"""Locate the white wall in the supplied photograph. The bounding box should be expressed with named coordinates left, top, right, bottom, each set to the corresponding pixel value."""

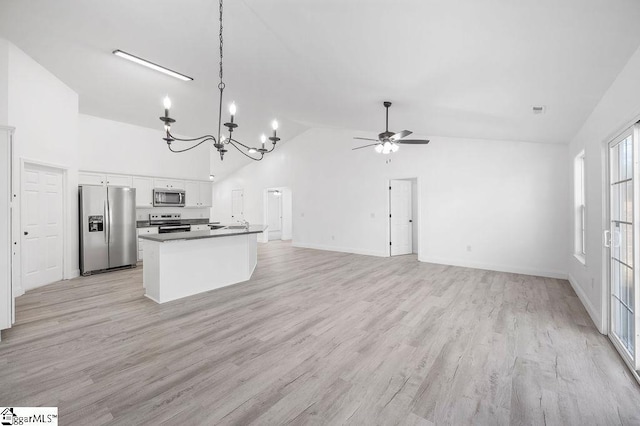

left=0, top=39, right=8, bottom=125
left=78, top=114, right=210, bottom=181
left=6, top=40, right=80, bottom=290
left=214, top=127, right=569, bottom=277
left=568, top=44, right=640, bottom=333
left=79, top=114, right=212, bottom=222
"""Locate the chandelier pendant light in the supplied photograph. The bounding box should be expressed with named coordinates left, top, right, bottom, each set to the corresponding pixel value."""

left=159, top=0, right=280, bottom=161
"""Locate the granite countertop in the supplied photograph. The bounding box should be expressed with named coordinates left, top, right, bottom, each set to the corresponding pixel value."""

left=138, top=225, right=267, bottom=242
left=136, top=219, right=220, bottom=228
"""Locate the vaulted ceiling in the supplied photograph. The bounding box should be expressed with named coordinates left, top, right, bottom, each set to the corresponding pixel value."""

left=1, top=0, right=640, bottom=177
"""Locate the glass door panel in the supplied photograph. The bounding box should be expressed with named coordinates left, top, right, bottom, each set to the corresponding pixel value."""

left=609, top=127, right=640, bottom=369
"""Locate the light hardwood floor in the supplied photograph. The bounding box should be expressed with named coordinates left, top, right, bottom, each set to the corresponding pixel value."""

left=1, top=241, right=640, bottom=425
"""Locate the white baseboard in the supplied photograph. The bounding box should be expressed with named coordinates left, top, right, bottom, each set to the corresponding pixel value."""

left=418, top=255, right=568, bottom=280
left=13, top=284, right=24, bottom=298
left=292, top=242, right=388, bottom=258
left=66, top=269, right=80, bottom=280
left=568, top=274, right=604, bottom=334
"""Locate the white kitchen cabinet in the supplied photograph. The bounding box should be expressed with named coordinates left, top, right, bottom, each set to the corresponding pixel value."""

left=0, top=127, right=13, bottom=334
left=184, top=181, right=212, bottom=208
left=199, top=182, right=213, bottom=207
left=132, top=177, right=154, bottom=208
left=106, top=174, right=132, bottom=187
left=153, top=178, right=185, bottom=190
left=79, top=172, right=132, bottom=187
left=191, top=224, right=210, bottom=231
left=78, top=172, right=106, bottom=186
left=137, top=227, right=159, bottom=261
left=184, top=181, right=200, bottom=208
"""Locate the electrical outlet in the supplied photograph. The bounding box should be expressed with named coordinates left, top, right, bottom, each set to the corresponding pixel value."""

left=466, top=245, right=472, bottom=252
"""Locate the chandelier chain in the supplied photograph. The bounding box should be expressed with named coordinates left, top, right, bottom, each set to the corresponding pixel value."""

left=159, top=0, right=279, bottom=162
left=218, top=0, right=225, bottom=90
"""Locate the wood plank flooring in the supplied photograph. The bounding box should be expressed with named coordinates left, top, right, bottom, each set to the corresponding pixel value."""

left=1, top=241, right=640, bottom=425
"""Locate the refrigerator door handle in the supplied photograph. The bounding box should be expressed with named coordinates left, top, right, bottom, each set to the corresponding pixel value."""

left=104, top=200, right=109, bottom=244
left=108, top=198, right=113, bottom=243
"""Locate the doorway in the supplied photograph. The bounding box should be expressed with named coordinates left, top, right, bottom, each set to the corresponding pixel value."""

left=389, top=178, right=418, bottom=256
left=262, top=187, right=292, bottom=243
left=607, top=124, right=640, bottom=371
left=21, top=163, right=64, bottom=290
left=267, top=190, right=282, bottom=240
left=231, top=189, right=244, bottom=221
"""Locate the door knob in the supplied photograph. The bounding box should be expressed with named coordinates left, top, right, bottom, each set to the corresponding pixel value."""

left=23, top=231, right=28, bottom=235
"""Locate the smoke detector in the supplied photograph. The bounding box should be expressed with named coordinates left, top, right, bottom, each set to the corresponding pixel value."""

left=532, top=105, right=546, bottom=115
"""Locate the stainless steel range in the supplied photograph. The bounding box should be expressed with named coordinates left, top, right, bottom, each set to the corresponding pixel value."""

left=149, top=213, right=191, bottom=234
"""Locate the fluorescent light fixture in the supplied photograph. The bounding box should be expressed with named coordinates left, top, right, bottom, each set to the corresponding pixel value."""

left=112, top=50, right=193, bottom=81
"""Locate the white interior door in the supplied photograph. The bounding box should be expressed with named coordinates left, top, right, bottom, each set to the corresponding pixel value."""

left=267, top=191, right=282, bottom=241
left=231, top=189, right=244, bottom=220
left=21, top=163, right=64, bottom=290
left=390, top=180, right=413, bottom=256
left=608, top=125, right=640, bottom=370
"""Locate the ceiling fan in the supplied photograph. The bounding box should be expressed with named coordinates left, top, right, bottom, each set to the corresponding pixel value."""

left=353, top=101, right=430, bottom=154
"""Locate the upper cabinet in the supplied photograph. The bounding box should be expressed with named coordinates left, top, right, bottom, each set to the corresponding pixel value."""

left=79, top=171, right=210, bottom=209
left=153, top=178, right=185, bottom=190
left=184, top=181, right=200, bottom=208
left=132, top=177, right=154, bottom=208
left=184, top=181, right=212, bottom=208
left=79, top=172, right=132, bottom=187
left=199, top=182, right=213, bottom=207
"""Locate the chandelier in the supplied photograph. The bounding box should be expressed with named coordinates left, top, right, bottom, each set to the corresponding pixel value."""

left=159, top=0, right=280, bottom=161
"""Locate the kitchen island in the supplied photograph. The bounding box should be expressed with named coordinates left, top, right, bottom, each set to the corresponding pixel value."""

left=138, top=225, right=266, bottom=303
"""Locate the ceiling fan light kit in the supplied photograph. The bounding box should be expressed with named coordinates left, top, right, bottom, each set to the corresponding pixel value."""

left=353, top=101, right=430, bottom=154
left=158, top=0, right=281, bottom=161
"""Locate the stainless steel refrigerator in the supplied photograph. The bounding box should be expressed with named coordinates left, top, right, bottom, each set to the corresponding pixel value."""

left=79, top=186, right=137, bottom=275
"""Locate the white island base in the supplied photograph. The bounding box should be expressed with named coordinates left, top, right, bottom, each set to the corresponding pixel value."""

left=142, top=232, right=258, bottom=303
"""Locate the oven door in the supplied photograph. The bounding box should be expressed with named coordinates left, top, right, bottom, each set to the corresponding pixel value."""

left=158, top=224, right=191, bottom=234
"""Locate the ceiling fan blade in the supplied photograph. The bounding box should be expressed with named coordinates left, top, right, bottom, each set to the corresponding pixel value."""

left=396, top=139, right=430, bottom=145
left=353, top=137, right=379, bottom=142
left=352, top=143, right=380, bottom=150
left=390, top=130, right=413, bottom=141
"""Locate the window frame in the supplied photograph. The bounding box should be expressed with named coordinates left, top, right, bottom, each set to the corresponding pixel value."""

left=574, top=150, right=586, bottom=264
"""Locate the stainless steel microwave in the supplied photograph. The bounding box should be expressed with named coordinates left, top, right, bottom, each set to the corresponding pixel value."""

left=153, top=188, right=186, bottom=207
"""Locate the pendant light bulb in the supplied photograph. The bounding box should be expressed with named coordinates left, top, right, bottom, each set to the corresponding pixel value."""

left=248, top=148, right=257, bottom=153
left=261, top=134, right=267, bottom=146
left=375, top=144, right=383, bottom=153
left=391, top=143, right=399, bottom=153
left=382, top=141, right=392, bottom=154
left=163, top=96, right=172, bottom=110
left=271, top=120, right=279, bottom=131
left=209, top=174, right=215, bottom=181
left=229, top=102, right=237, bottom=116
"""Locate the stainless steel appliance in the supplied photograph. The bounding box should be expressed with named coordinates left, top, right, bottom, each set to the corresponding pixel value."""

left=153, top=188, right=185, bottom=207
left=79, top=186, right=137, bottom=275
left=149, top=213, right=191, bottom=233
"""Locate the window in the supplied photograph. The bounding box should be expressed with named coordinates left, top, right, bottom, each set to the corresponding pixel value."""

left=574, top=151, right=586, bottom=263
